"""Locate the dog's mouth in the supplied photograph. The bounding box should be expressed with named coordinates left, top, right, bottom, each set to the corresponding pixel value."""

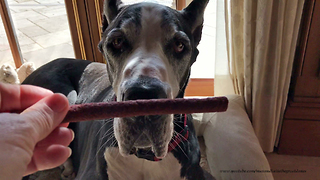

left=129, top=146, right=166, bottom=160
left=129, top=146, right=152, bottom=156
left=114, top=114, right=173, bottom=159
left=128, top=142, right=169, bottom=159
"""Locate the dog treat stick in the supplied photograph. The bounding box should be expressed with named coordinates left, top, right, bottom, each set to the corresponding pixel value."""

left=63, top=97, right=228, bottom=123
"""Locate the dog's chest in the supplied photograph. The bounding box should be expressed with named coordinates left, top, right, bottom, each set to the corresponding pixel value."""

left=104, top=148, right=184, bottom=180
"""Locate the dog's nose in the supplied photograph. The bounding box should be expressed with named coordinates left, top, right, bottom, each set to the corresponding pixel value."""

left=123, top=77, right=168, bottom=101
left=124, top=85, right=167, bottom=101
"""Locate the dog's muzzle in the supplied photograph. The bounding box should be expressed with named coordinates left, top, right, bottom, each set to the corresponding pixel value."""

left=114, top=76, right=173, bottom=159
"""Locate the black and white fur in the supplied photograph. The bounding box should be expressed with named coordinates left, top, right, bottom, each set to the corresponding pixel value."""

left=23, top=0, right=214, bottom=179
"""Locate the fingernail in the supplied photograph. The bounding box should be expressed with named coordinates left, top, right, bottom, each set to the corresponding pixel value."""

left=47, top=93, right=68, bottom=113
left=70, top=129, right=75, bottom=141
left=67, top=147, right=72, bottom=157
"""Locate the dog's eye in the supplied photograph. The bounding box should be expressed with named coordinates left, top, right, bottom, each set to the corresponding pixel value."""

left=174, top=41, right=184, bottom=53
left=112, top=38, right=124, bottom=49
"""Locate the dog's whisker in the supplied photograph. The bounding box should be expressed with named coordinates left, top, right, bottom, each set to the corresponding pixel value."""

left=105, top=133, right=116, bottom=146
left=173, top=131, right=188, bottom=142
left=111, top=139, right=118, bottom=147
left=96, top=121, right=114, bottom=151
left=96, top=119, right=113, bottom=136
left=173, top=122, right=184, bottom=130
left=173, top=131, right=185, bottom=147
left=171, top=132, right=189, bottom=157
left=172, top=124, right=189, bottom=145
left=169, top=142, right=175, bottom=150
left=99, top=125, right=114, bottom=140
left=99, top=137, right=116, bottom=157
left=100, top=131, right=115, bottom=144
left=96, top=140, right=111, bottom=157
left=96, top=133, right=115, bottom=157
left=96, top=121, right=106, bottom=135
left=172, top=131, right=188, bottom=148
left=172, top=138, right=189, bottom=160
left=97, top=124, right=114, bottom=148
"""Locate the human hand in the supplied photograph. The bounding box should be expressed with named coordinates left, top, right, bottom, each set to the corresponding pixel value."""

left=0, top=83, right=73, bottom=180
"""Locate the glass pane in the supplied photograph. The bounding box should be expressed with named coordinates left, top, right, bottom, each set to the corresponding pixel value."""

left=190, top=0, right=216, bottom=79
left=0, top=15, right=15, bottom=68
left=8, top=0, right=74, bottom=68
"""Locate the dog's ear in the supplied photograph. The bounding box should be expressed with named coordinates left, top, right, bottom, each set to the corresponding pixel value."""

left=102, top=0, right=124, bottom=31
left=100, top=0, right=123, bottom=52
left=181, top=0, right=209, bottom=46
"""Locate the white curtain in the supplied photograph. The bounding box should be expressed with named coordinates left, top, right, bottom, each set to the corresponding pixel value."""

left=219, top=0, right=305, bottom=152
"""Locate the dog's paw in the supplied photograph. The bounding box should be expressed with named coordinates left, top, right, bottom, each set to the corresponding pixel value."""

left=61, top=158, right=75, bottom=180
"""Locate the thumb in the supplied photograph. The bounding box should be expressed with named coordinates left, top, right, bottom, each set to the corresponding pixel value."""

left=21, top=93, right=69, bottom=143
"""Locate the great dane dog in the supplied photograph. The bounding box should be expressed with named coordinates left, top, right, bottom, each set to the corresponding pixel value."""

left=23, top=0, right=214, bottom=179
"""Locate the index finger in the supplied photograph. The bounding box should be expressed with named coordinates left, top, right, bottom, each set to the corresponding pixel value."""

left=0, top=83, right=53, bottom=112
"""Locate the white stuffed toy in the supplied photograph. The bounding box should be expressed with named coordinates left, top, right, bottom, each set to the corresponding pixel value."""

left=0, top=62, right=35, bottom=84
left=16, top=62, right=36, bottom=82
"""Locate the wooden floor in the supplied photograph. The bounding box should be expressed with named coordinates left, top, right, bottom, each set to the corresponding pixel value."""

left=185, top=78, right=214, bottom=97
left=266, top=153, right=320, bottom=180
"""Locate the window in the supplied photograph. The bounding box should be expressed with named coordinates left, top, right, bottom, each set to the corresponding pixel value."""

left=0, top=0, right=74, bottom=69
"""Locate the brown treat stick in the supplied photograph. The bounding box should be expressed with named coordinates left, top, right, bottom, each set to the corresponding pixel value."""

left=63, top=96, right=229, bottom=123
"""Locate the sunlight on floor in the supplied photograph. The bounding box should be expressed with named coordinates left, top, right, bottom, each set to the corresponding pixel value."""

left=0, top=0, right=73, bottom=68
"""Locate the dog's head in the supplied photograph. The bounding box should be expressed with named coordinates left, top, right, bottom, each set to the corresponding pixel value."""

left=99, top=0, right=208, bottom=158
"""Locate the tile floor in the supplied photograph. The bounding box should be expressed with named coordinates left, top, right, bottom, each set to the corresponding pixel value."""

left=0, top=0, right=74, bottom=68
